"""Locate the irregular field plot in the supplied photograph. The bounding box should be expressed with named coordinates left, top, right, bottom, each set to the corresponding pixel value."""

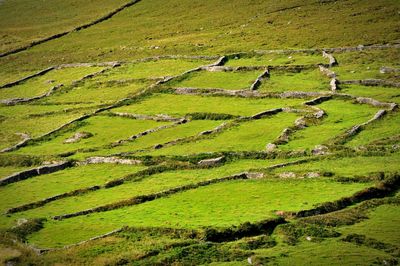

left=146, top=112, right=299, bottom=156
left=258, top=69, right=329, bottom=93
left=279, top=100, right=379, bottom=151
left=270, top=153, right=400, bottom=177
left=0, top=164, right=145, bottom=214
left=0, top=70, right=39, bottom=87
left=41, top=79, right=150, bottom=105
left=0, top=108, right=95, bottom=150
left=113, top=93, right=306, bottom=117
left=28, top=178, right=370, bottom=248
left=225, top=52, right=325, bottom=67
left=166, top=70, right=261, bottom=90
left=258, top=238, right=393, bottom=266
left=93, top=58, right=214, bottom=81
left=340, top=84, right=400, bottom=104
left=339, top=204, right=400, bottom=246
left=346, top=111, right=400, bottom=147
left=0, top=67, right=104, bottom=100
left=9, top=158, right=296, bottom=222
left=0, top=0, right=128, bottom=53
left=332, top=48, right=400, bottom=81
left=82, top=120, right=225, bottom=158
left=14, top=115, right=169, bottom=156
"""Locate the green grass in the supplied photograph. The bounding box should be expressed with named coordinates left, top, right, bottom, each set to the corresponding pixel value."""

left=258, top=69, right=330, bottom=93
left=0, top=164, right=145, bottom=215
left=0, top=107, right=96, bottom=150
left=113, top=93, right=306, bottom=117
left=0, top=166, right=31, bottom=179
left=332, top=48, right=400, bottom=81
left=346, top=111, right=400, bottom=147
left=8, top=159, right=296, bottom=222
left=39, top=79, right=150, bottom=106
left=167, top=70, right=262, bottom=90
left=0, top=67, right=104, bottom=100
left=340, top=84, right=400, bottom=104
left=279, top=100, right=379, bottom=151
left=1, top=0, right=400, bottom=263
left=28, top=178, right=369, bottom=248
left=225, top=52, right=325, bottom=67
left=339, top=204, right=400, bottom=246
left=254, top=238, right=393, bottom=265
left=93, top=58, right=214, bottom=81
left=270, top=153, right=400, bottom=177
left=80, top=120, right=225, bottom=158
left=145, top=112, right=299, bottom=156
left=14, top=115, right=169, bottom=156
left=0, top=0, right=129, bottom=54
left=1, top=0, right=399, bottom=77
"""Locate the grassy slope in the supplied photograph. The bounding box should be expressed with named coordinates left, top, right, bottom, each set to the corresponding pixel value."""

left=0, top=0, right=129, bottom=53
left=0, top=0, right=399, bottom=264
left=1, top=0, right=399, bottom=77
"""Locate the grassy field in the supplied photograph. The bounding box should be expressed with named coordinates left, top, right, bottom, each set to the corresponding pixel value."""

left=225, top=52, right=326, bottom=67
left=13, top=115, right=169, bottom=156
left=258, top=69, right=330, bottom=93
left=279, top=100, right=380, bottom=151
left=0, top=66, right=104, bottom=100
left=166, top=70, right=262, bottom=90
left=0, top=164, right=145, bottom=216
left=332, top=48, right=400, bottom=81
left=0, top=0, right=399, bottom=264
left=28, top=178, right=370, bottom=248
left=146, top=112, right=299, bottom=156
left=113, top=93, right=306, bottom=117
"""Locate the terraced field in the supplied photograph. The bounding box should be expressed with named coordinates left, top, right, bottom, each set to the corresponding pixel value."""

left=0, top=0, right=399, bottom=265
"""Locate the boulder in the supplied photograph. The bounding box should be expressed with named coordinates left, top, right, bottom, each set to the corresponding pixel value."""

left=198, top=156, right=224, bottom=166
left=279, top=172, right=296, bottom=178
left=265, top=143, right=277, bottom=152
left=312, top=145, right=329, bottom=155
left=64, top=132, right=93, bottom=144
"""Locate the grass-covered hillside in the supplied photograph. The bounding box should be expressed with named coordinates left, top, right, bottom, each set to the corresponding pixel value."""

left=0, top=0, right=399, bottom=265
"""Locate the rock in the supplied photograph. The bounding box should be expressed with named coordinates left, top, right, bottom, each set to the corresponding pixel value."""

left=64, top=132, right=93, bottom=144
left=319, top=65, right=336, bottom=78
left=85, top=157, right=141, bottom=165
left=306, top=172, right=320, bottom=178
left=198, top=156, right=224, bottom=166
left=279, top=172, right=296, bottom=178
left=278, top=128, right=292, bottom=143
left=275, top=210, right=286, bottom=216
left=380, top=66, right=399, bottom=74
left=265, top=143, right=277, bottom=152
left=313, top=110, right=325, bottom=119
left=16, top=218, right=28, bottom=226
left=312, top=145, right=329, bottom=155
left=246, top=172, right=264, bottom=179
left=295, top=117, right=307, bottom=128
